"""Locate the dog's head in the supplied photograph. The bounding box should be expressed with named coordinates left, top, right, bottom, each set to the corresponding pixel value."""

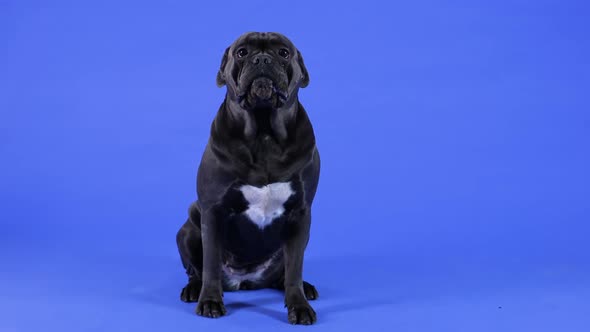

left=216, top=32, right=309, bottom=110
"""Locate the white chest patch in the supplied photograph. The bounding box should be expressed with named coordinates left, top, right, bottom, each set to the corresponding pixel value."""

left=239, top=182, right=293, bottom=229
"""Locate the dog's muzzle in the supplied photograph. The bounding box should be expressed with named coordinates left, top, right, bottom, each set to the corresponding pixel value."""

left=250, top=77, right=274, bottom=100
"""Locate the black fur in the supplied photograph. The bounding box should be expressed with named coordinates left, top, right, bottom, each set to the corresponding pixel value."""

left=176, top=32, right=320, bottom=325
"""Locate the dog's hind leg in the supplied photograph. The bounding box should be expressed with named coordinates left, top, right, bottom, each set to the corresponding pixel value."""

left=176, top=201, right=204, bottom=302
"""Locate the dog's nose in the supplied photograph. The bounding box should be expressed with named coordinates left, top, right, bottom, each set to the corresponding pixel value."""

left=252, top=54, right=272, bottom=65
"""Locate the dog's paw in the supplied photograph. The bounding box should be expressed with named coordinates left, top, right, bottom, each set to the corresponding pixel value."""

left=303, top=281, right=319, bottom=300
left=287, top=303, right=317, bottom=325
left=196, top=300, right=227, bottom=318
left=180, top=279, right=202, bottom=303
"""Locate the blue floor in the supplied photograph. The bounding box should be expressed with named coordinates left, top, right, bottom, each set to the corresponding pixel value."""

left=2, top=246, right=589, bottom=331
left=1, top=0, right=589, bottom=331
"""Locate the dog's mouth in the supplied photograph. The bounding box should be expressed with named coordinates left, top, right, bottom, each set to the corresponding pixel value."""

left=250, top=77, right=274, bottom=100
left=238, top=76, right=288, bottom=108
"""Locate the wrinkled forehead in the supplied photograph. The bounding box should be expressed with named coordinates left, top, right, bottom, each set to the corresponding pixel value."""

left=231, top=32, right=295, bottom=51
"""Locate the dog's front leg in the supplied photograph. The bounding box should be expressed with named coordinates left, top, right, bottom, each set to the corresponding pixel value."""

left=283, top=209, right=316, bottom=325
left=196, top=208, right=226, bottom=318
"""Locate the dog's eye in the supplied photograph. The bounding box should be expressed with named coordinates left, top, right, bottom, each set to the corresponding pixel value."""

left=278, top=48, right=290, bottom=59
left=236, top=48, right=248, bottom=58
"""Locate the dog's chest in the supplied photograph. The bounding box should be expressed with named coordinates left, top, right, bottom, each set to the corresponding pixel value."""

left=238, top=182, right=293, bottom=228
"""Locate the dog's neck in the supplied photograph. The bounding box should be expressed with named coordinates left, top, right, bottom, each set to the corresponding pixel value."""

left=224, top=96, right=299, bottom=142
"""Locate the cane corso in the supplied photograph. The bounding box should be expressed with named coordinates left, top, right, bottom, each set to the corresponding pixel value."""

left=176, top=32, right=320, bottom=325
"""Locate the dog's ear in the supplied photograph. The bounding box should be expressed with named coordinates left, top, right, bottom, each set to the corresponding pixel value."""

left=297, top=50, right=310, bottom=88
left=216, top=47, right=230, bottom=87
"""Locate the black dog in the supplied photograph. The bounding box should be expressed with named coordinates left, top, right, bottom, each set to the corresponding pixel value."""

left=176, top=32, right=320, bottom=325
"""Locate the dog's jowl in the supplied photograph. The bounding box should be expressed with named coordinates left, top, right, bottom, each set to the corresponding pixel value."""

left=176, top=32, right=321, bottom=325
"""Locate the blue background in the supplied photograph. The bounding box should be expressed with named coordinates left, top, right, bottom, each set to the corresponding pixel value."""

left=1, top=0, right=589, bottom=331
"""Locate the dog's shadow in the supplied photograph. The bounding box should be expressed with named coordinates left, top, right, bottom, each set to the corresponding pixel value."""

left=125, top=267, right=287, bottom=319
left=225, top=298, right=285, bottom=322
left=129, top=276, right=394, bottom=325
left=224, top=293, right=394, bottom=324
left=125, top=255, right=400, bottom=323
